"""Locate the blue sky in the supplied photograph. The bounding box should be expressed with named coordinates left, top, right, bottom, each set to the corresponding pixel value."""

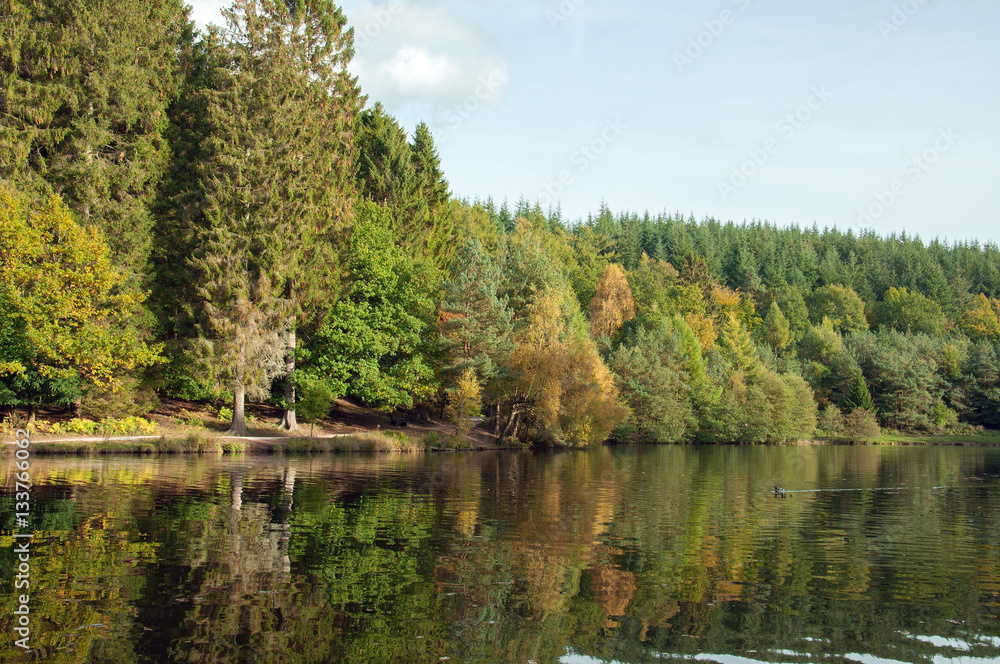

left=189, top=0, right=1000, bottom=243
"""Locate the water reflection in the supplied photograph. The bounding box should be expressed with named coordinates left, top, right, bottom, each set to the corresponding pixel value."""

left=2, top=446, right=999, bottom=663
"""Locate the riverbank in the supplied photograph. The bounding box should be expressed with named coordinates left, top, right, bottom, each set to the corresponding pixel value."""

left=4, top=397, right=1000, bottom=455
left=0, top=396, right=505, bottom=455
left=7, top=430, right=1000, bottom=456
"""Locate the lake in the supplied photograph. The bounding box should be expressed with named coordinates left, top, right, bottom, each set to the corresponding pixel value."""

left=2, top=445, right=999, bottom=663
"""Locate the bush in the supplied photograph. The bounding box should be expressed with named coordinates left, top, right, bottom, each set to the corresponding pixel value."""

left=81, top=377, right=159, bottom=419
left=840, top=409, right=882, bottom=443
left=48, top=417, right=158, bottom=437
left=818, top=405, right=844, bottom=438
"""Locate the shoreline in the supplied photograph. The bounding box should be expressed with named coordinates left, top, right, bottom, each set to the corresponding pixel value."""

left=3, top=432, right=1000, bottom=456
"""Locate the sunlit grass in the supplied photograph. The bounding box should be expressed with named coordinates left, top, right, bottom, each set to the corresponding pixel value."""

left=880, top=429, right=1000, bottom=445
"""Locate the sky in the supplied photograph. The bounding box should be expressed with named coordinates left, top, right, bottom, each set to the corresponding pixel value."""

left=188, top=0, right=1000, bottom=243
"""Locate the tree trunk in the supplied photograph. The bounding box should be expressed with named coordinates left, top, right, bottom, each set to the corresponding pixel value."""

left=493, top=402, right=502, bottom=436
left=73, top=398, right=82, bottom=418
left=226, top=381, right=249, bottom=436
left=279, top=324, right=297, bottom=429
left=499, top=404, right=521, bottom=442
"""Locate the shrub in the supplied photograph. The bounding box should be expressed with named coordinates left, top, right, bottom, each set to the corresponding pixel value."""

left=818, top=405, right=844, bottom=439
left=839, top=409, right=882, bottom=443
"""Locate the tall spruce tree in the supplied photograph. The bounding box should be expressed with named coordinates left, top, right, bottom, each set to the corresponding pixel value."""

left=0, top=0, right=191, bottom=286
left=192, top=0, right=358, bottom=434
left=409, top=121, right=453, bottom=267
left=842, top=370, right=875, bottom=413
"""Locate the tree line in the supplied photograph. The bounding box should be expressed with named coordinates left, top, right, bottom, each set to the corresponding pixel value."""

left=2, top=0, right=999, bottom=443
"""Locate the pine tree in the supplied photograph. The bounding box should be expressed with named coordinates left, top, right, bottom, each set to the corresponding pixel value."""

left=0, top=0, right=191, bottom=286
left=437, top=238, right=514, bottom=385
left=192, top=0, right=358, bottom=434
left=842, top=370, right=875, bottom=413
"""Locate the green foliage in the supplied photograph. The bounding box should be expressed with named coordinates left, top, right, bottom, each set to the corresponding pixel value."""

left=6, top=0, right=1000, bottom=443
left=296, top=380, right=334, bottom=424
left=842, top=371, right=876, bottom=413
left=847, top=330, right=945, bottom=431
left=295, top=378, right=334, bottom=438
left=612, top=322, right=696, bottom=443
left=0, top=187, right=162, bottom=403
left=355, top=106, right=452, bottom=268
left=0, top=0, right=190, bottom=284
left=840, top=408, right=883, bottom=443
left=807, top=285, right=869, bottom=334
left=438, top=238, right=514, bottom=385
left=307, top=203, right=436, bottom=411
left=818, top=404, right=844, bottom=437
left=871, top=286, right=947, bottom=336
left=762, top=301, right=791, bottom=352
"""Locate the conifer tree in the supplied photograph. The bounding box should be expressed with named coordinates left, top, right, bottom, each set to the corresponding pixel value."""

left=437, top=238, right=514, bottom=385
left=842, top=370, right=875, bottom=413
left=409, top=121, right=454, bottom=267
left=0, top=0, right=191, bottom=286
left=718, top=312, right=761, bottom=381
left=192, top=0, right=358, bottom=434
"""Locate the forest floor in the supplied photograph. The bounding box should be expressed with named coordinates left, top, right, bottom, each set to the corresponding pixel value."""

left=1, top=397, right=505, bottom=453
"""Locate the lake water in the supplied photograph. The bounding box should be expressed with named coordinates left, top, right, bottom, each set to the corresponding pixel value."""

left=2, top=445, right=1000, bottom=663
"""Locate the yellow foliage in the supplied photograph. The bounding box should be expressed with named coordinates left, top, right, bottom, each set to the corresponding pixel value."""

left=0, top=185, right=162, bottom=389
left=958, top=293, right=1000, bottom=343
left=445, top=367, right=482, bottom=435
left=513, top=286, right=627, bottom=446
left=588, top=263, right=636, bottom=339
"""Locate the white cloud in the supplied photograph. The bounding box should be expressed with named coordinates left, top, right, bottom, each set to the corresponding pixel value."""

left=349, top=1, right=510, bottom=109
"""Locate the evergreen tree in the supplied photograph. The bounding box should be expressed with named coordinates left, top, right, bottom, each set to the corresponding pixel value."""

left=191, top=0, right=358, bottom=434
left=438, top=238, right=514, bottom=385
left=0, top=0, right=191, bottom=286
left=842, top=370, right=876, bottom=413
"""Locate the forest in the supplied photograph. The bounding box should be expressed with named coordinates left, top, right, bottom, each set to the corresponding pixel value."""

left=2, top=0, right=1000, bottom=446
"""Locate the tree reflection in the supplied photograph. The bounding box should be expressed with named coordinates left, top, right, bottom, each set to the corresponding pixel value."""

left=1, top=448, right=998, bottom=663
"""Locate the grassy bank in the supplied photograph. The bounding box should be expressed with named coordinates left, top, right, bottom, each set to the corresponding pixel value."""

left=0, top=430, right=489, bottom=456
left=877, top=429, right=1000, bottom=446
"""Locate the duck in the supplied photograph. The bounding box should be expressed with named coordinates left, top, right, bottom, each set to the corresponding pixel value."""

left=774, top=485, right=787, bottom=498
